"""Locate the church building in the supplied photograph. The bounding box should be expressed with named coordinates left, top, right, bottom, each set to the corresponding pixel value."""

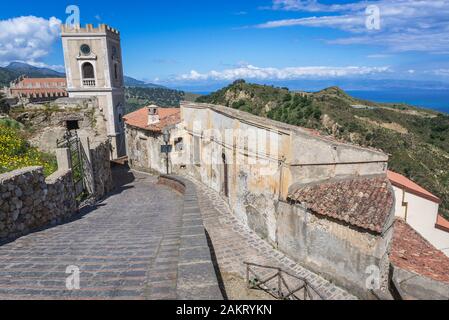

left=61, top=24, right=126, bottom=159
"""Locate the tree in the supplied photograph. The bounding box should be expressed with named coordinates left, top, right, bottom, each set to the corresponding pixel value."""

left=0, top=92, right=10, bottom=114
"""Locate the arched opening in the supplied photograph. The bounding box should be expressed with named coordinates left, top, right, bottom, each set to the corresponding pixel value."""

left=82, top=62, right=95, bottom=79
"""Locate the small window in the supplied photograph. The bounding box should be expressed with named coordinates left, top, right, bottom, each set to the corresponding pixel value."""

left=114, top=64, right=118, bottom=80
left=80, top=44, right=91, bottom=56
left=66, top=120, right=79, bottom=131
left=175, top=137, right=184, bottom=152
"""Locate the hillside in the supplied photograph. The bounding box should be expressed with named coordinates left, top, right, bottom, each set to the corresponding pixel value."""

left=124, top=87, right=186, bottom=114
left=197, top=80, right=449, bottom=218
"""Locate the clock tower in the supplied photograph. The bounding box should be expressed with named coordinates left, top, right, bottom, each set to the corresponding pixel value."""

left=61, top=24, right=126, bottom=159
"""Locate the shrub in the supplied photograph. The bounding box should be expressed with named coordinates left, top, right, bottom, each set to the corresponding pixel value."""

left=0, top=125, right=57, bottom=176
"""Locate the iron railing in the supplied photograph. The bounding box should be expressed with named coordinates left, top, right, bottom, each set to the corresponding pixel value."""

left=245, top=262, right=326, bottom=300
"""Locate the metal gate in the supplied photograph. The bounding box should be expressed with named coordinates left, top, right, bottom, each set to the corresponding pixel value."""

left=57, top=131, right=89, bottom=204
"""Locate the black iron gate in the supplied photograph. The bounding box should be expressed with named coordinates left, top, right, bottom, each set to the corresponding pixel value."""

left=57, top=131, right=89, bottom=204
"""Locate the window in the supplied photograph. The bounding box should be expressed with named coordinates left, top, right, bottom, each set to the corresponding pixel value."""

left=114, top=64, right=118, bottom=80
left=82, top=62, right=95, bottom=79
left=80, top=44, right=91, bottom=56
left=175, top=137, right=184, bottom=152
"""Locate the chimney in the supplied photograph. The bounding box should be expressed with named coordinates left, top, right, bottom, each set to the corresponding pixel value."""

left=147, top=105, right=160, bottom=125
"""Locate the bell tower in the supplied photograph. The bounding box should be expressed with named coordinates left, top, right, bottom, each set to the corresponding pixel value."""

left=61, top=24, right=126, bottom=159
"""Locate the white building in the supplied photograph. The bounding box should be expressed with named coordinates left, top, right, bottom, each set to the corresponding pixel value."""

left=61, top=24, right=126, bottom=159
left=389, top=170, right=449, bottom=256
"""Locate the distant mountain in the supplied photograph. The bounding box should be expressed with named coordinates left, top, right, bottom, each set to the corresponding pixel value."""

left=124, top=76, right=166, bottom=89
left=169, top=78, right=449, bottom=94
left=5, top=62, right=65, bottom=78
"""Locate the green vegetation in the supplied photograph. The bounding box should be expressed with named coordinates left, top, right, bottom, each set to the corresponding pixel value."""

left=125, top=87, right=185, bottom=114
left=0, top=124, right=57, bottom=176
left=197, top=80, right=449, bottom=218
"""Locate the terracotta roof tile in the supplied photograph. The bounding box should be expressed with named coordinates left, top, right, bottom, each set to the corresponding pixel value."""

left=435, top=215, right=449, bottom=233
left=387, top=170, right=440, bottom=204
left=391, top=219, right=449, bottom=284
left=124, top=107, right=180, bottom=133
left=287, top=176, right=394, bottom=234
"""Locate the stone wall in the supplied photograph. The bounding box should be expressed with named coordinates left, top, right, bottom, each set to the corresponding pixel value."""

left=392, top=266, right=449, bottom=300
left=89, top=140, right=114, bottom=199
left=11, top=97, right=109, bottom=154
left=0, top=167, right=76, bottom=243
left=276, top=201, right=394, bottom=299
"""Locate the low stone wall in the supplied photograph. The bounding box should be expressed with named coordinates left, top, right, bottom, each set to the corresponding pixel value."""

left=157, top=175, right=223, bottom=300
left=158, top=175, right=186, bottom=195
left=0, top=167, right=77, bottom=243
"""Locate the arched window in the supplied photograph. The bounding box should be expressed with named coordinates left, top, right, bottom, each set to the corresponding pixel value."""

left=82, top=62, right=95, bottom=79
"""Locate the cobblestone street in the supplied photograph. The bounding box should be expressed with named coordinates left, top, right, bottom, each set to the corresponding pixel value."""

left=0, top=169, right=221, bottom=300
left=0, top=167, right=355, bottom=300
left=188, top=177, right=357, bottom=300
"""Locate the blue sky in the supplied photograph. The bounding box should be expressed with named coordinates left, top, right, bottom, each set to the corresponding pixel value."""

left=1, top=0, right=449, bottom=88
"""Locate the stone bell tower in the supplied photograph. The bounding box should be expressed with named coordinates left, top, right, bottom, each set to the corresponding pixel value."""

left=61, top=24, right=126, bottom=159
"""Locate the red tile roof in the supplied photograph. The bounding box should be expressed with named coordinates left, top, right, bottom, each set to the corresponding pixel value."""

left=435, top=215, right=449, bottom=233
left=287, top=176, right=394, bottom=234
left=387, top=170, right=441, bottom=204
left=124, top=107, right=181, bottom=133
left=390, top=219, right=449, bottom=284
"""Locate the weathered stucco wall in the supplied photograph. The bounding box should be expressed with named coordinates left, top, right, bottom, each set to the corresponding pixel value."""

left=180, top=102, right=390, bottom=245
left=0, top=167, right=77, bottom=243
left=392, top=266, right=449, bottom=300
left=276, top=201, right=394, bottom=299
left=125, top=125, right=184, bottom=175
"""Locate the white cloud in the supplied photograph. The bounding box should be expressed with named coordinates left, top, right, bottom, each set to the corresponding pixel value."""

left=0, top=16, right=62, bottom=66
left=258, top=0, right=449, bottom=53
left=433, top=69, right=449, bottom=76
left=175, top=64, right=390, bottom=82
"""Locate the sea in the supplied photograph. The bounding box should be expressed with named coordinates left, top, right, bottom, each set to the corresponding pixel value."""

left=192, top=88, right=449, bottom=114
left=347, top=89, right=449, bottom=114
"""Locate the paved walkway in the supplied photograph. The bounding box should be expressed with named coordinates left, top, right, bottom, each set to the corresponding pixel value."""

left=0, top=169, right=220, bottom=300
left=0, top=167, right=355, bottom=300
left=188, top=177, right=357, bottom=300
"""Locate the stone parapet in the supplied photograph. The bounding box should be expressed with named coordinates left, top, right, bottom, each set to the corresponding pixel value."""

left=157, top=175, right=223, bottom=300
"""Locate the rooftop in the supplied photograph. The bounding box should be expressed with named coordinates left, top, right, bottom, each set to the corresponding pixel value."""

left=287, top=176, right=394, bottom=234
left=435, top=215, right=449, bottom=233
left=387, top=170, right=441, bottom=204
left=391, top=219, right=449, bottom=284
left=124, top=107, right=181, bottom=133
